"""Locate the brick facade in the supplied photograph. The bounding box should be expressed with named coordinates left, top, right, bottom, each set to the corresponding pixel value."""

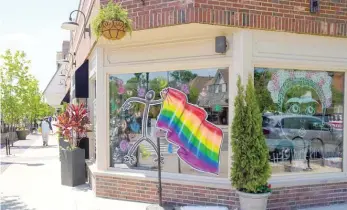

left=95, top=175, right=347, bottom=209
left=100, top=0, right=347, bottom=37
left=90, top=1, right=347, bottom=209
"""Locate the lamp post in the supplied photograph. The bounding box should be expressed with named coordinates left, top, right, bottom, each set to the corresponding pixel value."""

left=61, top=10, right=90, bottom=38
left=57, top=52, right=76, bottom=68
left=59, top=78, right=68, bottom=87
left=59, top=68, right=70, bottom=77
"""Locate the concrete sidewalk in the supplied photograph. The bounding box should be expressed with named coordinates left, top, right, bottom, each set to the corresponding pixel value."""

left=1, top=134, right=346, bottom=210
left=0, top=134, right=151, bottom=210
left=0, top=134, right=41, bottom=174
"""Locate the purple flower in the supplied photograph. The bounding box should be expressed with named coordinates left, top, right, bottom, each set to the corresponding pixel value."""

left=181, top=84, right=190, bottom=94
left=116, top=79, right=123, bottom=86
left=138, top=87, right=145, bottom=97
left=120, top=140, right=130, bottom=152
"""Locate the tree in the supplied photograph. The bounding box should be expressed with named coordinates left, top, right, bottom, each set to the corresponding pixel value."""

left=254, top=71, right=276, bottom=113
left=148, top=77, right=168, bottom=117
left=231, top=75, right=271, bottom=193
left=170, top=70, right=197, bottom=83
left=149, top=77, right=168, bottom=99
left=188, top=86, right=199, bottom=104
left=0, top=49, right=53, bottom=133
left=21, top=75, right=42, bottom=127
left=0, top=50, right=31, bottom=130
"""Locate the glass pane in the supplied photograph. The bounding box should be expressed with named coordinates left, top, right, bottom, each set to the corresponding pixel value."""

left=255, top=68, right=344, bottom=175
left=109, top=68, right=229, bottom=178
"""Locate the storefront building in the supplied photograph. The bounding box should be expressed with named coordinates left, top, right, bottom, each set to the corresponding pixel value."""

left=65, top=0, right=347, bottom=209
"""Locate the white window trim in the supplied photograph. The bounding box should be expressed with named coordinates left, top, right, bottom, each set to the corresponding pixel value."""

left=93, top=30, right=347, bottom=188
left=250, top=30, right=347, bottom=187
left=105, top=66, right=232, bottom=185
left=255, top=65, right=347, bottom=187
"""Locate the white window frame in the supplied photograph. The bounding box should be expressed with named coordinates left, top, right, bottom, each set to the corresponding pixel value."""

left=250, top=30, right=347, bottom=187
left=93, top=30, right=347, bottom=189
left=105, top=67, right=232, bottom=186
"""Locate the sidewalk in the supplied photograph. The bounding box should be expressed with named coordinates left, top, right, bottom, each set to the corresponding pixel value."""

left=1, top=134, right=346, bottom=210
left=1, top=134, right=40, bottom=174
left=0, top=134, right=150, bottom=210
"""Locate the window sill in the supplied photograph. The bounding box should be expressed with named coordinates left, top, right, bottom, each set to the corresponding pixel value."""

left=86, top=162, right=231, bottom=189
left=86, top=162, right=347, bottom=189
left=270, top=172, right=347, bottom=188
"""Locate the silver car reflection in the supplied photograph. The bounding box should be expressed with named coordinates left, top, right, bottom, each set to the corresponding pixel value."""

left=263, top=114, right=343, bottom=160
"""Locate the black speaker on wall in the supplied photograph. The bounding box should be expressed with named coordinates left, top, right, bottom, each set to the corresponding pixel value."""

left=310, top=0, right=319, bottom=13
left=215, top=36, right=227, bottom=54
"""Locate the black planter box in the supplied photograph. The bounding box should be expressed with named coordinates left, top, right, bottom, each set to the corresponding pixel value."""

left=78, top=137, right=89, bottom=159
left=16, top=130, right=28, bottom=140
left=60, top=147, right=86, bottom=187
left=59, top=138, right=70, bottom=161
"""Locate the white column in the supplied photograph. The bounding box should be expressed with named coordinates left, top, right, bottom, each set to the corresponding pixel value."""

left=343, top=73, right=347, bottom=175
left=228, top=29, right=253, bottom=178
left=88, top=74, right=96, bottom=161
left=95, top=47, right=108, bottom=170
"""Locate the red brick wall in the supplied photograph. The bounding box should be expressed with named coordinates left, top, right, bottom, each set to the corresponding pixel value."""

left=95, top=175, right=347, bottom=209
left=100, top=0, right=347, bottom=37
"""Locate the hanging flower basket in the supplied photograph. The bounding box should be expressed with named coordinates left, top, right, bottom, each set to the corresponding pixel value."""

left=101, top=20, right=126, bottom=40
left=92, top=1, right=132, bottom=41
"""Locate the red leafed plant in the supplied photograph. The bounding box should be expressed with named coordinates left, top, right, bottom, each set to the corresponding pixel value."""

left=54, top=103, right=91, bottom=149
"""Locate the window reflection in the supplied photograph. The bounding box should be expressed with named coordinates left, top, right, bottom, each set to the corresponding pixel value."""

left=109, top=68, right=229, bottom=178
left=255, top=68, right=344, bottom=174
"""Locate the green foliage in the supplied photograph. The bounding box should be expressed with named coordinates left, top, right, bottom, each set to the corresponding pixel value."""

left=231, top=75, right=271, bottom=193
left=188, top=87, right=199, bottom=104
left=0, top=50, right=30, bottom=126
left=91, top=1, right=132, bottom=37
left=0, top=50, right=53, bottom=129
left=149, top=77, right=168, bottom=99
left=55, top=103, right=91, bottom=149
left=254, top=71, right=276, bottom=113
left=170, top=70, right=197, bottom=83
left=255, top=69, right=344, bottom=114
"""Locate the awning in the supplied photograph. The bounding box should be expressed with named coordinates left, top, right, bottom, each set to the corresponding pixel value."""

left=43, top=64, right=70, bottom=108
left=61, top=89, right=70, bottom=105
left=72, top=60, right=89, bottom=99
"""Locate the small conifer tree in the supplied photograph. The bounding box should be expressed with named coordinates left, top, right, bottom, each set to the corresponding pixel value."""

left=231, top=75, right=271, bottom=193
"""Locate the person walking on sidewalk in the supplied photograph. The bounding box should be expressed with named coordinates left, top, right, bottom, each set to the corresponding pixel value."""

left=47, top=116, right=53, bottom=134
left=41, top=118, right=51, bottom=146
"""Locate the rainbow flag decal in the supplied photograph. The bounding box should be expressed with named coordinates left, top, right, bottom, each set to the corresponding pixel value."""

left=157, top=88, right=223, bottom=174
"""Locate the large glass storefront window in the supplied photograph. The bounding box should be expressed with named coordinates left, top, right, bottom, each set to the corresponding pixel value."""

left=109, top=68, right=229, bottom=178
left=255, top=68, right=344, bottom=175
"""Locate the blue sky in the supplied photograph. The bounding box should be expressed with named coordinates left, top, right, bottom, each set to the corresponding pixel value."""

left=0, top=0, right=79, bottom=91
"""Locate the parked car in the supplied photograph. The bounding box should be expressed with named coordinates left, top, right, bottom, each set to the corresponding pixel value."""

left=314, top=113, right=343, bottom=130
left=262, top=114, right=343, bottom=161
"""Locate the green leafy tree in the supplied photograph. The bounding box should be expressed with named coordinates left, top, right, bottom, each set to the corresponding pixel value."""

left=170, top=70, right=197, bottom=83
left=1, top=50, right=53, bottom=133
left=231, top=75, right=271, bottom=193
left=0, top=50, right=31, bottom=130
left=254, top=71, right=276, bottom=113
left=188, top=86, right=199, bottom=104
left=149, top=77, right=168, bottom=117
left=149, top=77, right=168, bottom=99
left=22, top=76, right=42, bottom=126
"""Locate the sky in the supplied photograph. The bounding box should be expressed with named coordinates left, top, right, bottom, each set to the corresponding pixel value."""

left=0, top=0, right=79, bottom=91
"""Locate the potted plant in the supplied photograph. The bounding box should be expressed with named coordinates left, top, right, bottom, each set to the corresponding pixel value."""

left=91, top=1, right=132, bottom=40
left=231, top=76, right=272, bottom=210
left=16, top=126, right=29, bottom=140
left=54, top=103, right=91, bottom=187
